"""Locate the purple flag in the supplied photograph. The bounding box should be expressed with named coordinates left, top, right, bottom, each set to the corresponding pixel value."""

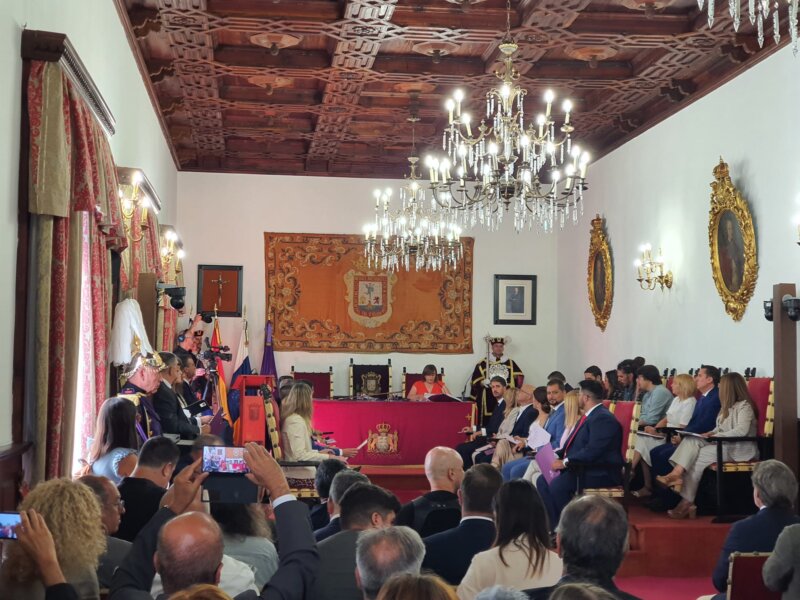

left=260, top=320, right=278, bottom=381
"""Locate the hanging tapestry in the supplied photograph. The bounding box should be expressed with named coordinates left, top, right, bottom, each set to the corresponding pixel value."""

left=264, top=233, right=473, bottom=353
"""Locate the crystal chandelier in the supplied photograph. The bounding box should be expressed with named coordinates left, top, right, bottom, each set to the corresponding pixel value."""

left=363, top=119, right=464, bottom=272
left=697, top=0, right=798, bottom=54
left=424, top=0, right=590, bottom=234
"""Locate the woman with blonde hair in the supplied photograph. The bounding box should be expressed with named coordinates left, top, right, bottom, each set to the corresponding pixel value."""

left=657, top=372, right=758, bottom=519
left=0, top=478, right=107, bottom=599
left=521, top=390, right=582, bottom=484
left=472, top=387, right=521, bottom=466
left=168, top=584, right=234, bottom=600
left=281, top=381, right=346, bottom=487
left=377, top=573, right=458, bottom=600
left=631, top=373, right=697, bottom=499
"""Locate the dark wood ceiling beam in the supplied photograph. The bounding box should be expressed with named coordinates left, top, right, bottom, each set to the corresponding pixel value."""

left=227, top=138, right=307, bottom=153
left=372, top=55, right=485, bottom=77
left=390, top=5, right=515, bottom=29
left=215, top=46, right=330, bottom=69
left=569, top=12, right=693, bottom=36
left=206, top=0, right=341, bottom=20
left=221, top=86, right=322, bottom=104
left=525, top=60, right=634, bottom=80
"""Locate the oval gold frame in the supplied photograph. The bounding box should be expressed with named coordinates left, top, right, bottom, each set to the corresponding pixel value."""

left=708, top=158, right=758, bottom=322
left=587, top=214, right=613, bottom=331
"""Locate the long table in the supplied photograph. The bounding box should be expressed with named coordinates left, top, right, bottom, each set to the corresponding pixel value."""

left=312, top=400, right=476, bottom=465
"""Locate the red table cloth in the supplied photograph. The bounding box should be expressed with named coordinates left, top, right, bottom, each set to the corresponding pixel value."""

left=312, top=400, right=476, bottom=465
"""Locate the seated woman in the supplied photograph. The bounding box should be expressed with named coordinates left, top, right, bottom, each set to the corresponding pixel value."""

left=631, top=373, right=696, bottom=498
left=407, top=364, right=450, bottom=401
left=656, top=372, right=757, bottom=519
left=84, top=397, right=140, bottom=484
left=519, top=390, right=581, bottom=484
left=281, top=381, right=346, bottom=488
left=457, top=480, right=562, bottom=599
left=473, top=387, right=520, bottom=465
left=493, top=386, right=547, bottom=471
left=210, top=503, right=278, bottom=590
left=0, top=479, right=107, bottom=599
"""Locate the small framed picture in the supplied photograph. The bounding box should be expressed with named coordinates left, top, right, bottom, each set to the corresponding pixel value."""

left=494, top=275, right=537, bottom=325
left=197, top=265, right=243, bottom=317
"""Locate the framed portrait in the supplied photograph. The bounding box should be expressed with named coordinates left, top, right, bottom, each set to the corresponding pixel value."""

left=494, top=275, right=537, bottom=325
left=197, top=265, right=243, bottom=317
left=587, top=215, right=613, bottom=331
left=708, top=159, right=758, bottom=321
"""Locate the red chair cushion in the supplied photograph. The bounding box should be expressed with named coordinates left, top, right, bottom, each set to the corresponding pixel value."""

left=728, top=554, right=780, bottom=600
left=612, top=401, right=635, bottom=457
left=404, top=373, right=425, bottom=395
left=746, top=377, right=771, bottom=436
left=293, top=372, right=332, bottom=399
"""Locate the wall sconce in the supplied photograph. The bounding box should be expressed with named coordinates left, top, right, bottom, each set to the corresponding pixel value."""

left=117, top=167, right=162, bottom=244
left=160, top=226, right=185, bottom=275
left=634, top=243, right=673, bottom=291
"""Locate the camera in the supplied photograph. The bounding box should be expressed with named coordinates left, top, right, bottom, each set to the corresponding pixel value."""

left=157, top=283, right=186, bottom=310
left=200, top=337, right=232, bottom=362
left=783, top=295, right=800, bottom=322
left=763, top=300, right=773, bottom=322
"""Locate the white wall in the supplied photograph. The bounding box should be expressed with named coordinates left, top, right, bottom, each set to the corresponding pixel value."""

left=177, top=172, right=560, bottom=396
left=555, top=45, right=800, bottom=386
left=0, top=0, right=177, bottom=446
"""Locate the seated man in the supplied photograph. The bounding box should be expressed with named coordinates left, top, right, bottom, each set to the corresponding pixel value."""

left=315, top=469, right=370, bottom=542
left=583, top=366, right=603, bottom=382
left=422, top=464, right=502, bottom=585
left=110, top=442, right=318, bottom=600
left=314, top=483, right=401, bottom=600
left=536, top=379, right=623, bottom=526
left=636, top=364, right=672, bottom=428
left=457, top=376, right=508, bottom=469
left=310, top=459, right=349, bottom=531
left=525, top=496, right=640, bottom=600
left=395, top=447, right=463, bottom=538
left=548, top=371, right=573, bottom=393
left=355, top=527, right=425, bottom=600
left=474, top=384, right=538, bottom=466
left=153, top=352, right=211, bottom=439
left=502, top=385, right=557, bottom=481
left=77, top=475, right=131, bottom=588
left=708, top=460, right=800, bottom=598
left=115, top=436, right=179, bottom=542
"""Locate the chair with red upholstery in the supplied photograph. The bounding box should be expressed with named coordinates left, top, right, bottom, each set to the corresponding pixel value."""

left=402, top=366, right=445, bottom=398
left=726, top=552, right=780, bottom=600
left=290, top=366, right=333, bottom=399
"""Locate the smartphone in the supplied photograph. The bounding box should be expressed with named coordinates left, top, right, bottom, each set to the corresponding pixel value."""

left=202, top=446, right=249, bottom=474
left=0, top=512, right=21, bottom=540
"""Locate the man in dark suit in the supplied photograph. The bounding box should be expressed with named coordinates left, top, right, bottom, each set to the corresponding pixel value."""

left=314, top=483, right=401, bottom=600
left=709, top=460, right=800, bottom=598
left=395, top=447, right=463, bottom=537
left=456, top=376, right=507, bottom=468
left=153, top=352, right=211, bottom=439
left=310, top=458, right=349, bottom=531
left=315, top=469, right=369, bottom=542
left=110, top=442, right=318, bottom=600
left=422, top=464, right=502, bottom=585
left=474, top=383, right=538, bottom=465
left=536, top=379, right=623, bottom=526
left=526, top=496, right=641, bottom=600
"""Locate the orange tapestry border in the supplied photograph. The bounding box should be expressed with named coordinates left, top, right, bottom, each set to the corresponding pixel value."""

left=264, top=233, right=473, bottom=354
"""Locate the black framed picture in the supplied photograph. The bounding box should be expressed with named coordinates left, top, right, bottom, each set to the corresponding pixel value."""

left=197, top=265, right=243, bottom=317
left=494, top=275, right=537, bottom=325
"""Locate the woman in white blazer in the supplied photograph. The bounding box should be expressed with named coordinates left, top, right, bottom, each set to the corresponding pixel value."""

left=657, top=372, right=758, bottom=519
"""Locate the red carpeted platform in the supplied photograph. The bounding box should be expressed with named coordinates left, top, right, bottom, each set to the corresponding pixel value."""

left=616, top=576, right=717, bottom=600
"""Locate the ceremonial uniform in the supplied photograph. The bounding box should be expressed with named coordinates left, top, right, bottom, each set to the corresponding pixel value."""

left=119, top=382, right=162, bottom=441
left=470, top=355, right=524, bottom=427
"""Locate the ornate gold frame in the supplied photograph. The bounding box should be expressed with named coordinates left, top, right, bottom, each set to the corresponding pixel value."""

left=587, top=215, right=613, bottom=331
left=708, top=158, right=758, bottom=321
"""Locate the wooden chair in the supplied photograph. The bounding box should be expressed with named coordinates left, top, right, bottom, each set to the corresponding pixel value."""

left=705, top=377, right=774, bottom=520
left=290, top=366, right=333, bottom=399
left=349, top=358, right=392, bottom=397
left=402, top=366, right=445, bottom=397
left=726, top=552, right=780, bottom=600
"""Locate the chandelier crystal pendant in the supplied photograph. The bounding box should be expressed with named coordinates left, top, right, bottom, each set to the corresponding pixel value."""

left=363, top=119, right=464, bottom=272
left=424, top=1, right=590, bottom=234
left=698, top=0, right=799, bottom=54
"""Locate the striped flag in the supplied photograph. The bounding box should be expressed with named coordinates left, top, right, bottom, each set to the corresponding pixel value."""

left=211, top=318, right=233, bottom=427
left=230, top=317, right=252, bottom=389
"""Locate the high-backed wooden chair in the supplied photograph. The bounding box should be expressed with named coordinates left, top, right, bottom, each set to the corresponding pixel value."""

left=726, top=552, right=780, bottom=600
left=402, top=366, right=445, bottom=397
left=290, top=366, right=333, bottom=399
left=349, top=358, right=392, bottom=397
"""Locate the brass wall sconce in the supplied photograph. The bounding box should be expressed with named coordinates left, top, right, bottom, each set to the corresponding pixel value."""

left=634, top=243, right=673, bottom=290
left=160, top=226, right=185, bottom=275
left=117, top=167, right=161, bottom=243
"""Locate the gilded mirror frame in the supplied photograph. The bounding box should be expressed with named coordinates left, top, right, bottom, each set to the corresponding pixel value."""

left=708, top=158, right=758, bottom=322
left=587, top=215, right=613, bottom=331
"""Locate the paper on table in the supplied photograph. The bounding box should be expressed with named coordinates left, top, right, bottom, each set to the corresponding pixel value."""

left=635, top=431, right=665, bottom=440
left=675, top=430, right=706, bottom=438
left=526, top=423, right=552, bottom=450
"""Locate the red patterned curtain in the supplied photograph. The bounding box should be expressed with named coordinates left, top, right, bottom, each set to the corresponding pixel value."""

left=119, top=202, right=163, bottom=296
left=26, top=60, right=125, bottom=481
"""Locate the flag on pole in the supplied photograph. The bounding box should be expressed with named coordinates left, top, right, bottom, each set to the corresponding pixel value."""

left=230, top=316, right=252, bottom=389
left=211, top=318, right=233, bottom=427
left=260, top=319, right=278, bottom=382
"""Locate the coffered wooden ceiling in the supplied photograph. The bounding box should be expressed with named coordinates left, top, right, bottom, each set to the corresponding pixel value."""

left=116, top=0, right=787, bottom=178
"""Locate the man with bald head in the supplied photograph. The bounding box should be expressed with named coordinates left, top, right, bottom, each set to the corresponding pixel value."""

left=394, top=446, right=464, bottom=537
left=156, top=512, right=225, bottom=593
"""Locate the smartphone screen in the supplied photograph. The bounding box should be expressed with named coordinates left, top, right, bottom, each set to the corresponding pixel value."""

left=0, top=512, right=21, bottom=540
left=202, top=446, right=249, bottom=474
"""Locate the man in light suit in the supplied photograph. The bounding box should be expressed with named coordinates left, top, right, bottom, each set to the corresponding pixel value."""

left=110, top=443, right=318, bottom=600
left=313, top=483, right=401, bottom=600
left=536, top=379, right=623, bottom=526
left=707, top=460, right=800, bottom=599
left=315, top=469, right=369, bottom=542
left=422, top=464, right=502, bottom=585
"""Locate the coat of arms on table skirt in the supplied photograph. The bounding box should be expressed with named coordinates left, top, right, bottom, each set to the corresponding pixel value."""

left=367, top=422, right=399, bottom=454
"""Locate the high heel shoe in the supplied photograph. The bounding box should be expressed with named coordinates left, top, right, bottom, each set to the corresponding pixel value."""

left=667, top=502, right=697, bottom=520
left=656, top=473, right=684, bottom=490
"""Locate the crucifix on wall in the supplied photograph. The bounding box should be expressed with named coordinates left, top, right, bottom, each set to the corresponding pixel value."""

left=197, top=265, right=243, bottom=317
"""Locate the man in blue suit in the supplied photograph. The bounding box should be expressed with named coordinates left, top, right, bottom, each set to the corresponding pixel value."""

left=422, top=464, right=502, bottom=585
left=536, top=379, right=623, bottom=526
left=709, top=460, right=800, bottom=598
left=649, top=365, right=721, bottom=510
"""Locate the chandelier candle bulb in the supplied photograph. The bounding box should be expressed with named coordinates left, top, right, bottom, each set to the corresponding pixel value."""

left=446, top=98, right=455, bottom=124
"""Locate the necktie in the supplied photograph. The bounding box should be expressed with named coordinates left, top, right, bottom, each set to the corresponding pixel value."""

left=563, top=414, right=588, bottom=454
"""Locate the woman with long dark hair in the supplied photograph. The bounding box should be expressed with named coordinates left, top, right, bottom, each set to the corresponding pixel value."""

left=85, top=397, right=139, bottom=484
left=457, top=480, right=562, bottom=599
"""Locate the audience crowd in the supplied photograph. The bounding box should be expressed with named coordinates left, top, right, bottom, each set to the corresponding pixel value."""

left=2, top=358, right=799, bottom=600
